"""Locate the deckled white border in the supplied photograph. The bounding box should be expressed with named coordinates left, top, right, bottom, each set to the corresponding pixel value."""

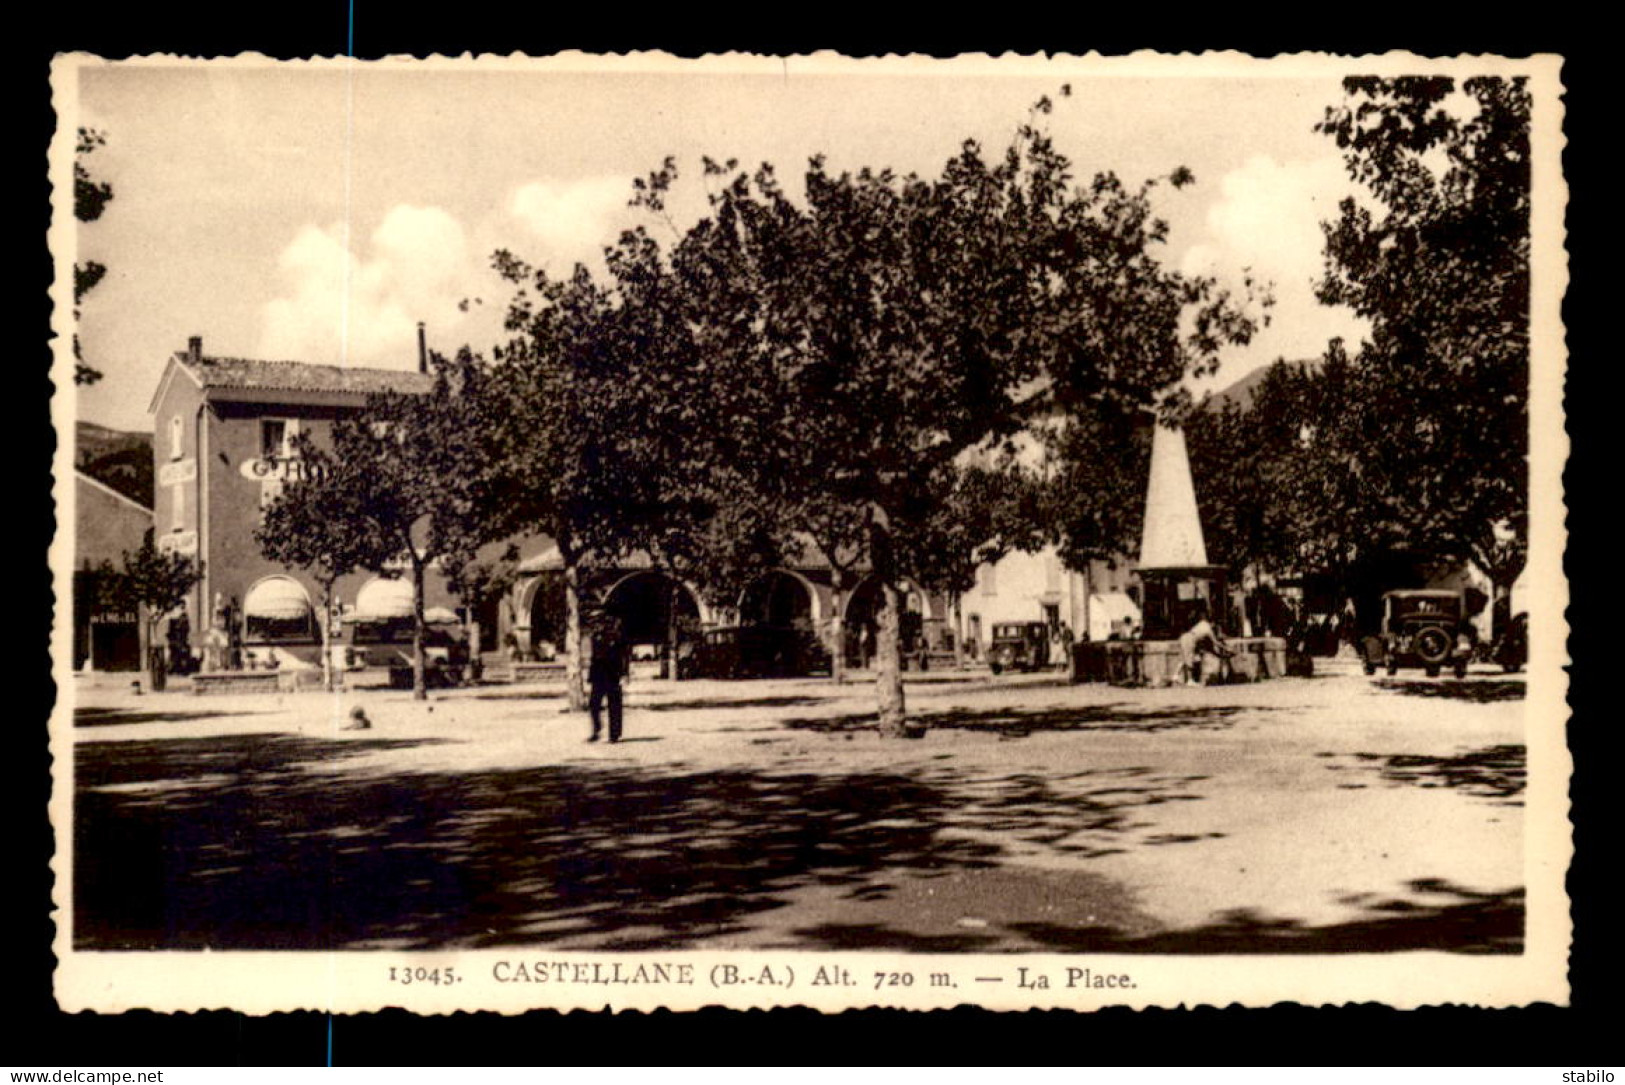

left=47, top=50, right=1570, bottom=1013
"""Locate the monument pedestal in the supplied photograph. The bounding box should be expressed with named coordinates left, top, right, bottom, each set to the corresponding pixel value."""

left=1073, top=636, right=1288, bottom=686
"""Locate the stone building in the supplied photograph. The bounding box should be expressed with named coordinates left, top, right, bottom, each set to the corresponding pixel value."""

left=146, top=337, right=472, bottom=668
left=72, top=470, right=152, bottom=671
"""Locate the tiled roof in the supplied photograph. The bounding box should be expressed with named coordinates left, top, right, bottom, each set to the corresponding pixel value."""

left=178, top=354, right=435, bottom=397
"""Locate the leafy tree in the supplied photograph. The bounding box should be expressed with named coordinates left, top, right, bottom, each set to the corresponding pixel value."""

left=665, top=93, right=1264, bottom=735
left=1312, top=75, right=1531, bottom=619
left=488, top=257, right=657, bottom=708
left=74, top=128, right=114, bottom=386
left=260, top=351, right=509, bottom=699
left=1042, top=404, right=1152, bottom=575
left=1185, top=367, right=1309, bottom=577
left=255, top=443, right=376, bottom=691
left=99, top=530, right=202, bottom=689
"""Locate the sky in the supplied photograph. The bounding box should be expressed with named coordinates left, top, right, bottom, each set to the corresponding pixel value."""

left=64, top=54, right=1375, bottom=433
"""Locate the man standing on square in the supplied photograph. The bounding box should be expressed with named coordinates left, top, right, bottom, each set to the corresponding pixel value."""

left=587, top=611, right=629, bottom=743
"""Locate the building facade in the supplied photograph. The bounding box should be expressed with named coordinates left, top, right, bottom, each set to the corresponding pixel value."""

left=147, top=337, right=473, bottom=667
left=73, top=470, right=153, bottom=671
left=144, top=337, right=1156, bottom=674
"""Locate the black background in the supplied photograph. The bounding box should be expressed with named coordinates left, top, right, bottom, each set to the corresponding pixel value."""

left=21, top=8, right=1612, bottom=1065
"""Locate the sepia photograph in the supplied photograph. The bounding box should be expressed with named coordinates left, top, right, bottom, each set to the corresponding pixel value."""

left=47, top=50, right=1569, bottom=1014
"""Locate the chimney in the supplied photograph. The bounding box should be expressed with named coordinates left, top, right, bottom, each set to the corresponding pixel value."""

left=417, top=322, right=428, bottom=375
left=188, top=336, right=203, bottom=361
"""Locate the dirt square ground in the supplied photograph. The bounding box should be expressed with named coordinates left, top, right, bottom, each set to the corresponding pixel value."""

left=69, top=657, right=1526, bottom=954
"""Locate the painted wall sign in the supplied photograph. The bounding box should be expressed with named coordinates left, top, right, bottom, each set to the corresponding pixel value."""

left=157, top=530, right=198, bottom=555
left=158, top=458, right=197, bottom=486
left=238, top=457, right=324, bottom=482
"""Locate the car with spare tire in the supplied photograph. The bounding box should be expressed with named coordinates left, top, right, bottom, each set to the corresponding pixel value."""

left=1361, top=589, right=1474, bottom=678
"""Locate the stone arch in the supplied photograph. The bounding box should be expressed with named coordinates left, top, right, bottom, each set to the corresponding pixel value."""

left=738, top=568, right=823, bottom=626
left=600, top=570, right=710, bottom=645
left=841, top=574, right=940, bottom=667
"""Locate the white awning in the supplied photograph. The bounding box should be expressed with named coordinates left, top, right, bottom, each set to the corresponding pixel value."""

left=244, top=577, right=313, bottom=621
left=1086, top=591, right=1141, bottom=641
left=354, top=577, right=414, bottom=621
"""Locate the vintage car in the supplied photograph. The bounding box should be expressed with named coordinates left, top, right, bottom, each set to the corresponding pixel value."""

left=387, top=642, right=469, bottom=690
left=987, top=621, right=1052, bottom=674
left=688, top=624, right=832, bottom=680
left=1361, top=589, right=1474, bottom=678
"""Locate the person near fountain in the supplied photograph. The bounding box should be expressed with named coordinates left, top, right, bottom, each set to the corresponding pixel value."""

left=1179, top=608, right=1229, bottom=686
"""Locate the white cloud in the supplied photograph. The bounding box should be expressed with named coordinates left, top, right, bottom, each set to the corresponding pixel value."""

left=258, top=204, right=488, bottom=368
left=1180, top=154, right=1370, bottom=390
left=509, top=176, right=641, bottom=272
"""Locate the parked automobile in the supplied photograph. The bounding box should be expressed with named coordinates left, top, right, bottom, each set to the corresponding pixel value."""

left=1361, top=590, right=1474, bottom=678
left=387, top=644, right=467, bottom=689
left=688, top=624, right=831, bottom=680
left=987, top=621, right=1051, bottom=675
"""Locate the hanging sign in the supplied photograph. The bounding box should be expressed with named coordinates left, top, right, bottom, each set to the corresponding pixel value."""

left=239, top=457, right=324, bottom=482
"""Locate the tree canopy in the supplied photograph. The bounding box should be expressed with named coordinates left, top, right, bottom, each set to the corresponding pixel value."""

left=73, top=128, right=113, bottom=386
left=640, top=94, right=1265, bottom=732
left=257, top=351, right=510, bottom=698
left=1312, top=75, right=1531, bottom=595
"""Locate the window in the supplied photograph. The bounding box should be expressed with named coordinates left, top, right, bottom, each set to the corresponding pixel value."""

left=171, top=481, right=185, bottom=530
left=169, top=416, right=184, bottom=461
left=260, top=418, right=299, bottom=459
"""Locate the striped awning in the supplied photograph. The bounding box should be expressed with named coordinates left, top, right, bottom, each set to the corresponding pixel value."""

left=244, top=577, right=313, bottom=621
left=354, top=577, right=414, bottom=621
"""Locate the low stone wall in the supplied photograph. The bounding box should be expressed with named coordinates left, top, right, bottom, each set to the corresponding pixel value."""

left=192, top=671, right=286, bottom=696
left=1074, top=636, right=1288, bottom=686
left=508, top=660, right=567, bottom=682
left=192, top=669, right=327, bottom=694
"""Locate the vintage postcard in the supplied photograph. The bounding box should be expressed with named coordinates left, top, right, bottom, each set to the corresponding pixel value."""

left=48, top=50, right=1569, bottom=1013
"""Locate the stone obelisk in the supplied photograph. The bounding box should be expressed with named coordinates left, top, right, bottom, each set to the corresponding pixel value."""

left=1139, top=423, right=1208, bottom=569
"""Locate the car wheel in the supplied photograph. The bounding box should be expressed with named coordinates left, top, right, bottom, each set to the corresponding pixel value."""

left=1414, top=626, right=1453, bottom=666
left=1425, top=664, right=1440, bottom=678
left=1387, top=663, right=1398, bottom=676
left=1363, top=663, right=1376, bottom=675
left=990, top=663, right=1003, bottom=675
left=1454, top=661, right=1468, bottom=679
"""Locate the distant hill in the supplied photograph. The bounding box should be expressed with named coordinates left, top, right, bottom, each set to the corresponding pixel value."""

left=1201, top=358, right=1318, bottom=414
left=77, top=421, right=152, bottom=509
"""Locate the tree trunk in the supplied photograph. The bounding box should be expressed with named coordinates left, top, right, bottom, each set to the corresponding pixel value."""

left=467, top=609, right=482, bottom=681
left=828, top=582, right=847, bottom=685
left=666, top=577, right=680, bottom=680
left=563, top=560, right=586, bottom=711
left=411, top=561, right=427, bottom=701
left=319, top=582, right=335, bottom=692
left=874, top=579, right=907, bottom=737
left=141, top=615, right=158, bottom=692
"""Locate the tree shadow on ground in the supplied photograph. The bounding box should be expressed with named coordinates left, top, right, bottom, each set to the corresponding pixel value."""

left=640, top=696, right=828, bottom=713
left=76, top=733, right=1019, bottom=951
left=74, top=734, right=1222, bottom=952
left=74, top=707, right=267, bottom=728
left=1007, top=880, right=1523, bottom=954
left=783, top=703, right=1269, bottom=736
left=1316, top=744, right=1525, bottom=805
left=1371, top=678, right=1526, bottom=703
